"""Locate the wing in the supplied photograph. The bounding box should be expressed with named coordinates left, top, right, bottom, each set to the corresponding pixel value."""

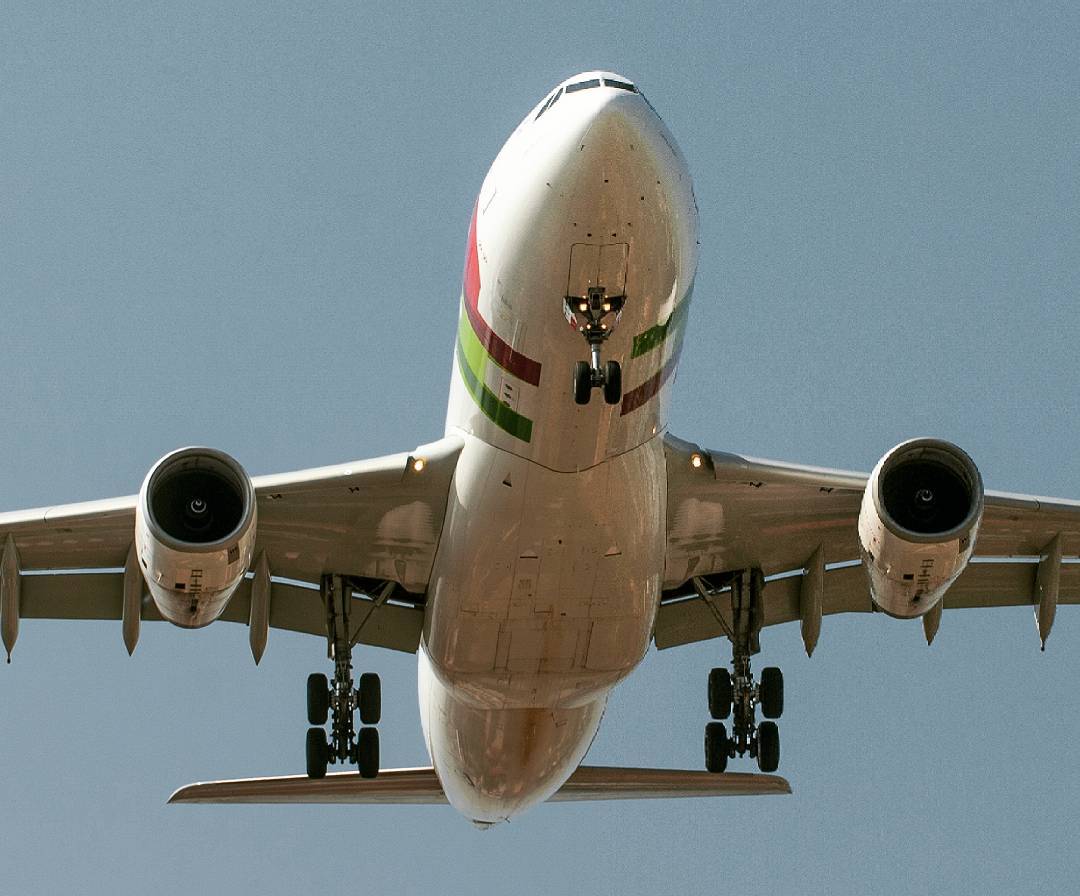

left=657, top=434, right=1080, bottom=650
left=0, top=436, right=463, bottom=656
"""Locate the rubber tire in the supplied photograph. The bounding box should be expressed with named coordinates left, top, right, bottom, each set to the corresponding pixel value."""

left=603, top=360, right=622, bottom=405
left=708, top=667, right=733, bottom=720
left=306, top=727, right=329, bottom=779
left=760, top=667, right=784, bottom=719
left=757, top=721, right=780, bottom=773
left=704, top=722, right=729, bottom=774
left=573, top=361, right=592, bottom=405
left=358, top=672, right=381, bottom=725
left=307, top=673, right=329, bottom=726
left=357, top=727, right=380, bottom=779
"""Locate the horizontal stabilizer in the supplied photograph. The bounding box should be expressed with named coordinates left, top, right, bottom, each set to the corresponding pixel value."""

left=168, top=765, right=790, bottom=805
left=547, top=765, right=790, bottom=800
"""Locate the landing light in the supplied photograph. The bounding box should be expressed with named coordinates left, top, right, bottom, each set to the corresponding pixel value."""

left=412, top=458, right=426, bottom=473
left=690, top=453, right=703, bottom=469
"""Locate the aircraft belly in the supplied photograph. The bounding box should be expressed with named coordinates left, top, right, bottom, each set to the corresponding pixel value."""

left=418, top=648, right=608, bottom=824
left=423, top=433, right=666, bottom=709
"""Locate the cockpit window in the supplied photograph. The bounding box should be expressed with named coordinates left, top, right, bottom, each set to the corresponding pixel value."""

left=540, top=77, right=636, bottom=117
left=535, top=87, right=563, bottom=120
left=535, top=91, right=555, bottom=119
left=565, top=78, right=602, bottom=93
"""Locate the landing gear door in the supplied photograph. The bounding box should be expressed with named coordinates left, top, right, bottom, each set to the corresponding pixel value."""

left=566, top=243, right=601, bottom=299
left=598, top=243, right=628, bottom=298
left=566, top=242, right=629, bottom=299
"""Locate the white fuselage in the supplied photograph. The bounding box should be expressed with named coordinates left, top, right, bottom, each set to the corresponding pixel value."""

left=417, top=72, right=699, bottom=823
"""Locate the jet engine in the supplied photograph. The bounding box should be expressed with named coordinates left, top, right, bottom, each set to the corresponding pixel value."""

left=858, top=438, right=984, bottom=618
left=135, top=447, right=257, bottom=628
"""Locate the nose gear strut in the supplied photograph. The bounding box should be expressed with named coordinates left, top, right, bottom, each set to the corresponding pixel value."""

left=566, top=286, right=624, bottom=406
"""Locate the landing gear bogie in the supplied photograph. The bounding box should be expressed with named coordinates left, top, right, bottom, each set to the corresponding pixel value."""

left=304, top=574, right=384, bottom=779
left=698, top=569, right=786, bottom=775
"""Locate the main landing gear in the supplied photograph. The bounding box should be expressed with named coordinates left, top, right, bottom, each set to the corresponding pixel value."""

left=566, top=286, right=624, bottom=406
left=305, top=574, right=382, bottom=779
left=695, top=569, right=785, bottom=774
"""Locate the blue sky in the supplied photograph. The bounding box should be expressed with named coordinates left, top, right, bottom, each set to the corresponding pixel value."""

left=2, top=2, right=1079, bottom=893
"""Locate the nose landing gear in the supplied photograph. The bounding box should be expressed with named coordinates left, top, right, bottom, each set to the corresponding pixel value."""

left=566, top=286, right=624, bottom=406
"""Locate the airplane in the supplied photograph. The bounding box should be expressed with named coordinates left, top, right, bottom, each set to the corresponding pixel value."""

left=2, top=70, right=1079, bottom=827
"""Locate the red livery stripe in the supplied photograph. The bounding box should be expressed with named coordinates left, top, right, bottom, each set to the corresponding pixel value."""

left=620, top=354, right=679, bottom=416
left=463, top=203, right=543, bottom=387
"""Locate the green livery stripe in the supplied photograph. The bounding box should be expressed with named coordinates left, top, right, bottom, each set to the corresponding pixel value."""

left=456, top=311, right=534, bottom=443
left=631, top=287, right=694, bottom=358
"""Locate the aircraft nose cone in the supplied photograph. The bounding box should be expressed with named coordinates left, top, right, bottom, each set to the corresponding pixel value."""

left=550, top=89, right=685, bottom=232
left=577, top=89, right=655, bottom=150
left=587, top=90, right=643, bottom=134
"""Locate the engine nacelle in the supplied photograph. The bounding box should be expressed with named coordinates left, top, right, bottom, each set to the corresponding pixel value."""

left=135, top=447, right=257, bottom=628
left=858, top=439, right=984, bottom=618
